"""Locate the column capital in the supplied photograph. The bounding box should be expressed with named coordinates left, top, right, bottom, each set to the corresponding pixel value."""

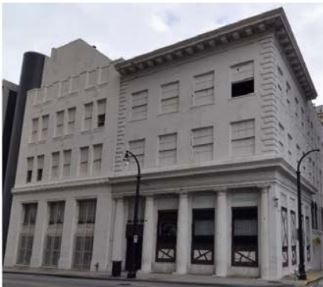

left=215, top=187, right=227, bottom=195
left=257, top=183, right=271, bottom=192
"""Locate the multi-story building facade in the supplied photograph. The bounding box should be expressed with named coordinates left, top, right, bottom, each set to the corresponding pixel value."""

left=4, top=8, right=323, bottom=280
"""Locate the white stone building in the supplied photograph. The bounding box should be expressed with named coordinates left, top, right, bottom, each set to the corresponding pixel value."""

left=4, top=8, right=323, bottom=280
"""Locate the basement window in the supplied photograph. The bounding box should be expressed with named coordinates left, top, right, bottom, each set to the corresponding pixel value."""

left=231, top=61, right=254, bottom=98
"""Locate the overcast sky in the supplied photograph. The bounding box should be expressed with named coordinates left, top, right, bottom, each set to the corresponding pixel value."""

left=2, top=3, right=323, bottom=105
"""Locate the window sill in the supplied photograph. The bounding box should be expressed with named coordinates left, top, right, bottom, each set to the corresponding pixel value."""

left=128, top=117, right=147, bottom=123
left=190, top=102, right=215, bottom=109
left=229, top=93, right=255, bottom=101
left=80, top=126, right=104, bottom=135
left=53, top=134, right=73, bottom=141
left=157, top=111, right=179, bottom=117
left=84, top=85, right=97, bottom=92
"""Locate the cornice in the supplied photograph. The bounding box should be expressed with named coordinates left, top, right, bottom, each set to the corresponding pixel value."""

left=115, top=7, right=316, bottom=100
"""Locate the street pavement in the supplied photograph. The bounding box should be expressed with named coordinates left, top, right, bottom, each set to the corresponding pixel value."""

left=2, top=273, right=296, bottom=287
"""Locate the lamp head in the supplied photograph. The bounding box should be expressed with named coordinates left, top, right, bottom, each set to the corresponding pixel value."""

left=123, top=150, right=130, bottom=167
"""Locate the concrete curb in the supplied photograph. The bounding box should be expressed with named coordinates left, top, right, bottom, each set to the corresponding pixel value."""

left=3, top=269, right=294, bottom=287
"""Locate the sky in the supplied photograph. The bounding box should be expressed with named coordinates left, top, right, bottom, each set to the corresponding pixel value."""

left=2, top=3, right=323, bottom=105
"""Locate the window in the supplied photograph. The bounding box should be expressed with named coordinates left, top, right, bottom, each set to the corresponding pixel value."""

left=36, top=155, right=44, bottom=181
left=78, top=199, right=97, bottom=224
left=128, top=139, right=145, bottom=169
left=131, top=90, right=148, bottom=120
left=159, top=133, right=177, bottom=166
left=61, top=78, right=70, bottom=97
left=193, top=72, right=214, bottom=106
left=281, top=207, right=289, bottom=267
left=278, top=122, right=285, bottom=154
left=232, top=206, right=258, bottom=267
left=80, top=147, right=89, bottom=176
left=192, top=126, right=213, bottom=162
left=47, top=82, right=59, bottom=101
left=49, top=201, right=65, bottom=225
left=100, top=66, right=109, bottom=84
left=84, top=103, right=93, bottom=130
left=231, top=61, right=254, bottom=97
left=67, top=107, right=76, bottom=134
left=93, top=144, right=103, bottom=174
left=26, top=157, right=34, bottom=183
left=191, top=209, right=214, bottom=264
left=63, top=149, right=72, bottom=177
left=17, top=203, right=38, bottom=265
left=31, top=118, right=39, bottom=142
left=43, top=236, right=61, bottom=267
left=97, top=99, right=106, bottom=127
left=161, top=81, right=179, bottom=113
left=41, top=115, right=49, bottom=140
left=73, top=236, right=94, bottom=270
left=87, top=70, right=97, bottom=87
left=156, top=210, right=177, bottom=262
left=56, top=110, right=64, bottom=136
left=306, top=216, right=311, bottom=262
left=231, top=119, right=255, bottom=156
left=290, top=210, right=297, bottom=265
left=287, top=134, right=293, bottom=161
left=51, top=152, right=60, bottom=179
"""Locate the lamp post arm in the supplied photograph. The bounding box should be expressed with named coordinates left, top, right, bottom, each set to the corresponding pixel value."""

left=126, top=150, right=141, bottom=176
left=297, top=149, right=320, bottom=172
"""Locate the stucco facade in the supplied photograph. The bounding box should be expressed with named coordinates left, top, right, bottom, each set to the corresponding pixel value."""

left=4, top=8, right=323, bottom=279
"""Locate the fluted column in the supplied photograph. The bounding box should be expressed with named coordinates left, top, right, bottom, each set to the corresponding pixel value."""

left=112, top=198, right=125, bottom=262
left=176, top=193, right=190, bottom=274
left=260, top=185, right=270, bottom=279
left=141, top=196, right=154, bottom=272
left=215, top=189, right=228, bottom=276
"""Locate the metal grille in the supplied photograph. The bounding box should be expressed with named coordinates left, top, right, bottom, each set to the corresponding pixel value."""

left=290, top=210, right=297, bottom=265
left=281, top=207, right=289, bottom=267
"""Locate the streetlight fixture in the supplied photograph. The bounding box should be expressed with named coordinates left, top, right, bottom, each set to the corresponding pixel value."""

left=296, top=148, right=320, bottom=280
left=124, top=150, right=141, bottom=279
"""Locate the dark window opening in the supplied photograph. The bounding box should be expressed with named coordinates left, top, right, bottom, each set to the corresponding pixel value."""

left=26, top=170, right=32, bottom=183
left=232, top=79, right=254, bottom=98
left=78, top=199, right=97, bottom=224
left=232, top=206, right=258, bottom=267
left=37, top=169, right=43, bottom=181
left=156, top=210, right=177, bottom=263
left=191, top=209, right=214, bottom=265
left=97, top=114, right=105, bottom=127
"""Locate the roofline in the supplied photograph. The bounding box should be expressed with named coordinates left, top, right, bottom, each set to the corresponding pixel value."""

left=116, top=7, right=317, bottom=100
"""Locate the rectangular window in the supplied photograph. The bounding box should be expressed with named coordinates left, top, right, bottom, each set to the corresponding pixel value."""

left=78, top=199, right=97, bottom=224
left=191, top=209, right=214, bottom=264
left=231, top=61, right=254, bottom=97
left=156, top=210, right=177, bottom=262
left=26, top=157, right=34, bottom=183
left=193, top=72, right=214, bottom=106
left=80, top=147, right=89, bottom=176
left=73, top=236, right=94, bottom=270
left=23, top=203, right=38, bottom=225
left=17, top=235, right=34, bottom=265
left=43, top=236, right=61, bottom=267
left=290, top=210, right=297, bottom=265
left=49, top=201, right=65, bottom=225
left=41, top=115, right=49, bottom=140
left=63, top=149, right=72, bottom=177
left=232, top=206, right=258, bottom=267
left=88, top=70, right=97, bottom=87
left=61, top=78, right=70, bottom=97
left=67, top=107, right=76, bottom=134
left=36, top=155, right=44, bottom=181
left=192, top=126, right=213, bottom=162
left=100, top=66, right=109, bottom=84
left=159, top=133, right=177, bottom=166
left=51, top=152, right=60, bottom=180
left=131, top=90, right=148, bottom=120
left=128, top=139, right=145, bottom=169
left=31, top=118, right=39, bottom=142
left=231, top=119, right=255, bottom=156
left=281, top=206, right=289, bottom=267
left=84, top=103, right=93, bottom=130
left=56, top=110, right=64, bottom=136
left=93, top=144, right=103, bottom=174
left=161, top=81, right=179, bottom=113
left=97, top=99, right=106, bottom=127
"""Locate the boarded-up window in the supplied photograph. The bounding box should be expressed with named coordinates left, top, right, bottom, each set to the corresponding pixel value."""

left=231, top=61, right=254, bottom=97
left=193, top=72, right=214, bottom=106
left=84, top=103, right=93, bottom=130
left=61, top=78, right=70, bottom=97
left=56, top=110, right=64, bottom=136
left=31, top=118, right=39, bottom=142
left=26, top=157, right=34, bottom=183
left=159, top=133, right=177, bottom=166
left=131, top=90, right=148, bottom=120
left=63, top=149, right=72, bottom=177
left=161, top=82, right=179, bottom=113
left=67, top=107, right=76, bottom=134
left=129, top=139, right=145, bottom=169
left=88, top=70, right=97, bottom=87
left=41, top=115, right=49, bottom=140
left=80, top=147, right=89, bottom=176
left=37, top=155, right=44, bottom=181
left=192, top=126, right=213, bottom=162
left=93, top=144, right=103, bottom=174
left=51, top=152, right=60, bottom=179
left=231, top=120, right=255, bottom=156
left=97, top=99, right=106, bottom=127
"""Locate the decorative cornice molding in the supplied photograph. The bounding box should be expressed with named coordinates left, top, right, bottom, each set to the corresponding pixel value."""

left=115, top=8, right=316, bottom=100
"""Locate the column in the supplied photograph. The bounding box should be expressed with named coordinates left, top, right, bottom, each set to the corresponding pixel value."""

left=58, top=198, right=77, bottom=269
left=215, top=189, right=228, bottom=277
left=112, top=197, right=124, bottom=262
left=30, top=200, right=47, bottom=267
left=260, top=185, right=270, bottom=280
left=141, top=196, right=154, bottom=273
left=176, top=193, right=190, bottom=274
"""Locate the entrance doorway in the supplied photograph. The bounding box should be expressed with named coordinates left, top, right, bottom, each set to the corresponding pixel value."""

left=125, top=223, right=143, bottom=271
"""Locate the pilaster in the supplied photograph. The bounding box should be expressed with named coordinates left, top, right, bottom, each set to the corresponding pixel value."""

left=112, top=197, right=125, bottom=262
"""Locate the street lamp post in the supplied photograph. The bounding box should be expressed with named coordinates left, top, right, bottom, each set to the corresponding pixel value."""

left=124, top=150, right=141, bottom=279
left=296, top=148, right=320, bottom=280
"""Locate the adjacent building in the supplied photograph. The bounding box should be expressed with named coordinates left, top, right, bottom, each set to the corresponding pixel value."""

left=4, top=8, right=323, bottom=280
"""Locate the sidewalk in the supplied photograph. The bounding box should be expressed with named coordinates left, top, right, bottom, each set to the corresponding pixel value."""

left=3, top=267, right=322, bottom=286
